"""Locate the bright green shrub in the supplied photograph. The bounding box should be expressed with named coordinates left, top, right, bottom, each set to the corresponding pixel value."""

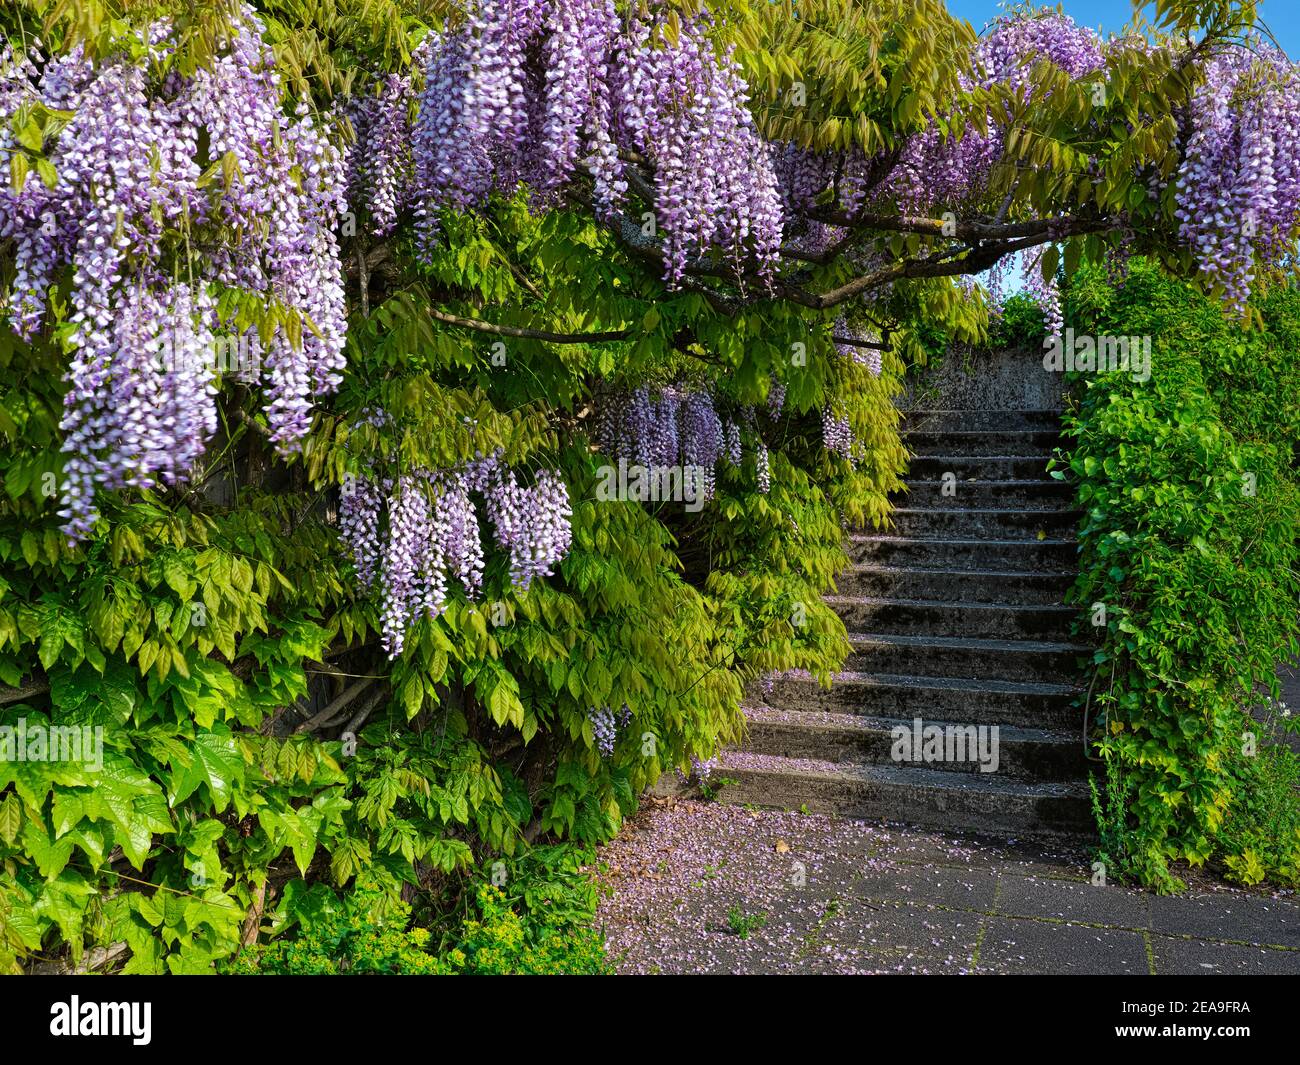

left=227, top=876, right=608, bottom=975
left=1062, top=261, right=1300, bottom=890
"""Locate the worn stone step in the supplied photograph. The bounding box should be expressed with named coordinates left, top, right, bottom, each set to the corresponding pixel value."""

left=885, top=507, right=1081, bottom=540
left=904, top=429, right=1061, bottom=457
left=740, top=706, right=1087, bottom=781
left=837, top=565, right=1076, bottom=606
left=846, top=632, right=1090, bottom=683
left=718, top=752, right=1093, bottom=839
left=898, top=479, right=1075, bottom=510
left=908, top=454, right=1055, bottom=480
left=848, top=535, right=1078, bottom=572
left=754, top=672, right=1081, bottom=730
left=826, top=596, right=1080, bottom=641
left=902, top=409, right=1063, bottom=433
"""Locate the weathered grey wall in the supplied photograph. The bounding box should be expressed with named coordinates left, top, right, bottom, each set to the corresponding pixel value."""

left=899, top=343, right=1067, bottom=412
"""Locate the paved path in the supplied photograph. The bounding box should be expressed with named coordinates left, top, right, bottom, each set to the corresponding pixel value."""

left=595, top=798, right=1300, bottom=974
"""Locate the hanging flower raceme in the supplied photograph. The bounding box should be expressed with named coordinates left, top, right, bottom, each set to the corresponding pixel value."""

left=345, top=70, right=417, bottom=236
left=1173, top=39, right=1300, bottom=314
left=888, top=13, right=1104, bottom=323
left=338, top=453, right=572, bottom=658
left=594, top=384, right=746, bottom=501
left=0, top=5, right=348, bottom=541
left=410, top=1, right=783, bottom=286
left=588, top=704, right=631, bottom=757
left=833, top=316, right=884, bottom=378
left=821, top=408, right=855, bottom=462
left=891, top=11, right=1105, bottom=213
left=767, top=382, right=786, bottom=417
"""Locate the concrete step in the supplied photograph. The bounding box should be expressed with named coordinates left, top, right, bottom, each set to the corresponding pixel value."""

left=886, top=507, right=1081, bottom=540
left=755, top=672, right=1081, bottom=730
left=740, top=706, right=1087, bottom=781
left=846, top=632, right=1090, bottom=684
left=826, top=596, right=1080, bottom=641
left=898, top=479, right=1075, bottom=510
left=902, top=409, right=1063, bottom=433
left=719, top=751, right=1093, bottom=839
left=904, top=429, right=1061, bottom=457
left=837, top=565, right=1076, bottom=606
left=908, top=454, right=1055, bottom=480
left=848, top=535, right=1078, bottom=572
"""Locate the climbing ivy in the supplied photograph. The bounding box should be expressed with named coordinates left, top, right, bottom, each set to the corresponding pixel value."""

left=1061, top=261, right=1300, bottom=891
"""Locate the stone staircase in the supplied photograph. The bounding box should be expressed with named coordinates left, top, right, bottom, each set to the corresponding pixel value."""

left=721, top=406, right=1094, bottom=840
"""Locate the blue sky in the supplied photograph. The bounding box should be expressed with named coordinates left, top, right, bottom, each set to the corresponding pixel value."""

left=946, top=1, right=1300, bottom=57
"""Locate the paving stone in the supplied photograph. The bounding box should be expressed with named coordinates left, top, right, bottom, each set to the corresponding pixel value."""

left=973, top=917, right=1150, bottom=974
left=1145, top=892, right=1300, bottom=949
left=994, top=873, right=1152, bottom=930
left=791, top=898, right=980, bottom=974
left=861, top=826, right=1088, bottom=879
left=630, top=885, right=847, bottom=974
left=599, top=799, right=1300, bottom=975
left=1150, top=936, right=1300, bottom=975
left=855, top=862, right=1001, bottom=910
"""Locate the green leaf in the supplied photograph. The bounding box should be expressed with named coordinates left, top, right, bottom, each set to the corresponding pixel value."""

left=35, top=157, right=57, bottom=190
left=258, top=804, right=322, bottom=877
left=14, top=118, right=42, bottom=152
left=0, top=792, right=22, bottom=845
left=22, top=818, right=75, bottom=879
left=9, top=152, right=28, bottom=192
left=168, top=725, right=245, bottom=813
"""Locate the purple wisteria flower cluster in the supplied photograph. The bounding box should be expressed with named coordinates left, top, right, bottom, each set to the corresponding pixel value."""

left=410, top=0, right=783, bottom=286
left=595, top=384, right=769, bottom=501
left=1174, top=39, right=1300, bottom=314
left=832, top=316, right=884, bottom=378
left=766, top=382, right=786, bottom=418
left=0, top=6, right=347, bottom=541
left=821, top=408, right=855, bottom=462
left=764, top=12, right=1107, bottom=330
left=339, top=453, right=572, bottom=658
left=589, top=704, right=632, bottom=758
left=673, top=754, right=718, bottom=785
left=344, top=70, right=418, bottom=237
left=891, top=12, right=1103, bottom=330
left=893, top=12, right=1104, bottom=213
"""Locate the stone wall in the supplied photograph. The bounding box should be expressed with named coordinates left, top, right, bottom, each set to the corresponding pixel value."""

left=899, top=343, right=1067, bottom=413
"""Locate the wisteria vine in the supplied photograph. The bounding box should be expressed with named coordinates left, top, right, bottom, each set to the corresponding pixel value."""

left=593, top=383, right=773, bottom=499
left=339, top=453, right=572, bottom=657
left=1173, top=37, right=1300, bottom=313
left=408, top=0, right=782, bottom=286
left=0, top=6, right=347, bottom=541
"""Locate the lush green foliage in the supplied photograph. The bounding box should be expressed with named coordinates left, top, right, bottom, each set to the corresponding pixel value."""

left=1061, top=261, right=1300, bottom=891
left=0, top=0, right=910, bottom=973
left=227, top=883, right=610, bottom=973
left=1, top=0, right=1290, bottom=974
left=985, top=294, right=1049, bottom=351
left=227, top=850, right=608, bottom=974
